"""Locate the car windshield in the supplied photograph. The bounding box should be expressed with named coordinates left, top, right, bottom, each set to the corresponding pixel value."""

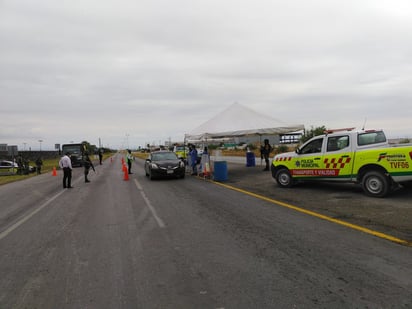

left=152, top=152, right=178, bottom=161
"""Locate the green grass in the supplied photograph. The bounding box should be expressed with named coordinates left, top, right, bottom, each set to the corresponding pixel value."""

left=0, top=153, right=113, bottom=186
left=0, top=158, right=61, bottom=186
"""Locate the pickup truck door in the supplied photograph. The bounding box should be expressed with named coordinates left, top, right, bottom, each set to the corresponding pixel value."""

left=293, top=137, right=325, bottom=178
left=322, top=135, right=353, bottom=179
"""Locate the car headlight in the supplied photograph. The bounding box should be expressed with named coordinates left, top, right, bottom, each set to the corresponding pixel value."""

left=151, top=163, right=159, bottom=169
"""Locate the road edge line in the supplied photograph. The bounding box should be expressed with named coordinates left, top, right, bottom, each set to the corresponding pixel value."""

left=210, top=180, right=412, bottom=247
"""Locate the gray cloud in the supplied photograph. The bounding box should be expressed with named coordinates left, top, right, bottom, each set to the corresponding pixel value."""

left=1, top=0, right=411, bottom=150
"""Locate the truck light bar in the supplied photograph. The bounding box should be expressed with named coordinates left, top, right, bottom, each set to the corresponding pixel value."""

left=324, top=127, right=356, bottom=134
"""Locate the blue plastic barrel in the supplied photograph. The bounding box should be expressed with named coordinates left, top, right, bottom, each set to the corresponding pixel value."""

left=213, top=161, right=228, bottom=181
left=246, top=152, right=255, bottom=167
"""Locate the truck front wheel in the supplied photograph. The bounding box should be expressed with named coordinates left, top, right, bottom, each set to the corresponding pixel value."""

left=362, top=170, right=390, bottom=198
left=275, top=168, right=293, bottom=188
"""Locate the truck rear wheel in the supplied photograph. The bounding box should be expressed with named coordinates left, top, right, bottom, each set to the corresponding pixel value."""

left=275, top=168, right=293, bottom=188
left=362, top=170, right=390, bottom=198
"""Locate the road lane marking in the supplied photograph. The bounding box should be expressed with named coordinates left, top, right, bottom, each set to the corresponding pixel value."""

left=0, top=189, right=66, bottom=241
left=0, top=174, right=86, bottom=241
left=134, top=179, right=166, bottom=228
left=211, top=181, right=412, bottom=247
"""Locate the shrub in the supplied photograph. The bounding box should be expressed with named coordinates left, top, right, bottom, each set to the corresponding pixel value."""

left=275, top=145, right=290, bottom=154
left=399, top=138, right=411, bottom=144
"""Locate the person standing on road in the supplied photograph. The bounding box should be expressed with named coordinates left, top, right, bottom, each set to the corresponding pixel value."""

left=59, top=152, right=73, bottom=188
left=189, top=144, right=198, bottom=176
left=260, top=139, right=273, bottom=171
left=98, top=149, right=103, bottom=165
left=126, top=149, right=134, bottom=174
left=83, top=152, right=95, bottom=183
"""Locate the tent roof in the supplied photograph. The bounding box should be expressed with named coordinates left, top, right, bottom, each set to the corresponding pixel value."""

left=185, top=103, right=304, bottom=141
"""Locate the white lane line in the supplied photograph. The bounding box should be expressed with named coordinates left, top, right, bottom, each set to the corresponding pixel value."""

left=0, top=174, right=85, bottom=241
left=134, top=179, right=166, bottom=228
left=0, top=189, right=66, bottom=241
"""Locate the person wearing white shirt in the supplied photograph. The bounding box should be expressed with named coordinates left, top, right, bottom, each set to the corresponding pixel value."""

left=59, top=152, right=73, bottom=188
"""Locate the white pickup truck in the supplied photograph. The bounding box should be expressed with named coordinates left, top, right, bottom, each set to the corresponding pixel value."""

left=271, top=128, right=412, bottom=197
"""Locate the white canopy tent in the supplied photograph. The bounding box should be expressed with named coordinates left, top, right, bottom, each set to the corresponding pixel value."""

left=185, top=103, right=304, bottom=142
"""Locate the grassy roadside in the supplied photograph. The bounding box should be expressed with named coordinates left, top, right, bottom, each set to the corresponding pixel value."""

left=0, top=154, right=113, bottom=186
left=0, top=158, right=60, bottom=186
left=133, top=152, right=149, bottom=160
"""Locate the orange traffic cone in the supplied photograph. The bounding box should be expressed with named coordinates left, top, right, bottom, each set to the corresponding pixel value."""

left=123, top=168, right=129, bottom=181
left=52, top=167, right=57, bottom=176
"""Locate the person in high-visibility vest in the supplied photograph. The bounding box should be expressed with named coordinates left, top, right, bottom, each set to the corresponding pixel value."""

left=126, top=149, right=134, bottom=174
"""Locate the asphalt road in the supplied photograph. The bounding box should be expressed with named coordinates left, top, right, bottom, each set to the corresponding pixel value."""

left=224, top=159, right=412, bottom=242
left=0, top=154, right=411, bottom=308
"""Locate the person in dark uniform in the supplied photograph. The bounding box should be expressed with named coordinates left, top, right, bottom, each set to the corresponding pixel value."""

left=17, top=155, right=24, bottom=175
left=83, top=152, right=95, bottom=183
left=35, top=157, right=43, bottom=174
left=260, top=139, right=273, bottom=171
left=98, top=149, right=103, bottom=165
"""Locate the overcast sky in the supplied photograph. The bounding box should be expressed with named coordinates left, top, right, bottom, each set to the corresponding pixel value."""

left=1, top=0, right=411, bottom=150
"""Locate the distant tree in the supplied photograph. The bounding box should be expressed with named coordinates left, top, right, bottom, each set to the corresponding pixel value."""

left=300, top=126, right=327, bottom=143
left=275, top=145, right=289, bottom=154
left=399, top=138, right=410, bottom=144
left=247, top=143, right=257, bottom=151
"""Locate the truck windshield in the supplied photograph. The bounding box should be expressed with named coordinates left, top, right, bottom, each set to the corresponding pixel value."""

left=358, top=131, right=386, bottom=146
left=62, top=144, right=83, bottom=155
